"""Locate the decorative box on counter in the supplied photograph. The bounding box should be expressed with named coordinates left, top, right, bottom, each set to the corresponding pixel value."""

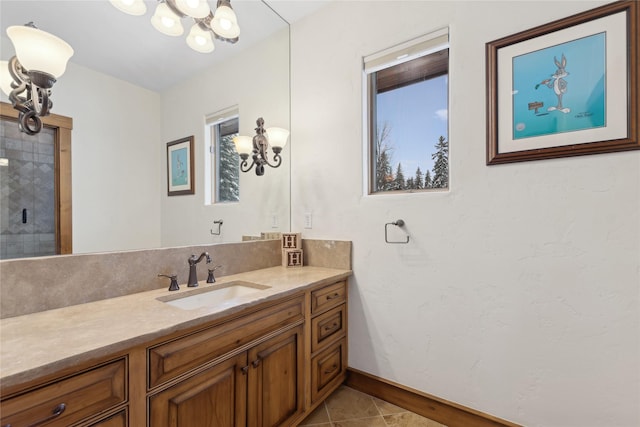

left=282, top=232, right=303, bottom=267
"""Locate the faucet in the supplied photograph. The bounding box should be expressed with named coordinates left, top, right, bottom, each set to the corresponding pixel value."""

left=187, top=252, right=211, bottom=287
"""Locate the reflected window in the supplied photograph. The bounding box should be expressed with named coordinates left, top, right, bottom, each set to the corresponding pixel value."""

left=207, top=111, right=239, bottom=203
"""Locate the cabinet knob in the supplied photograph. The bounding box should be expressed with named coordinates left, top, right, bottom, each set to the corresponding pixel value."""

left=25, top=402, right=66, bottom=427
left=323, top=364, right=338, bottom=375
left=240, top=365, right=249, bottom=375
left=251, top=358, right=261, bottom=368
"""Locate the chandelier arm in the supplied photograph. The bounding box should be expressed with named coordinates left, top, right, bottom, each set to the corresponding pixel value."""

left=239, top=157, right=255, bottom=173
left=263, top=153, right=282, bottom=169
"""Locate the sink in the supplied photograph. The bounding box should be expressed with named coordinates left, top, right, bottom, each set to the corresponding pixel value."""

left=158, top=281, right=271, bottom=310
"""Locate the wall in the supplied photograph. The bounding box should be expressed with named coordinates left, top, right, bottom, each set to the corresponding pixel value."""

left=290, top=1, right=639, bottom=427
left=160, top=28, right=290, bottom=247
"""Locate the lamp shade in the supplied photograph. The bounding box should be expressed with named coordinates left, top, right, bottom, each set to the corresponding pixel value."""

left=211, top=3, right=240, bottom=39
left=232, top=136, right=253, bottom=155
left=6, top=25, right=74, bottom=78
left=151, top=2, right=184, bottom=36
left=0, top=61, right=13, bottom=96
left=109, top=0, right=147, bottom=16
left=174, top=0, right=210, bottom=19
left=266, top=127, right=290, bottom=149
left=186, top=24, right=214, bottom=53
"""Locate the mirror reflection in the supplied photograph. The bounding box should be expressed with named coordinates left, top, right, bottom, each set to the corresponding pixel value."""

left=0, top=0, right=291, bottom=259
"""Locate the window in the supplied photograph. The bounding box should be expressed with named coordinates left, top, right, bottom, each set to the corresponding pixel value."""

left=206, top=109, right=240, bottom=203
left=365, top=29, right=449, bottom=194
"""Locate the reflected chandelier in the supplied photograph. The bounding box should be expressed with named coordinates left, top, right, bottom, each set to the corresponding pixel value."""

left=110, top=0, right=240, bottom=53
left=0, top=23, right=74, bottom=135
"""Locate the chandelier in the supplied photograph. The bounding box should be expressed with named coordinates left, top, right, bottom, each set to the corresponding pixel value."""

left=0, top=23, right=74, bottom=135
left=233, top=118, right=289, bottom=176
left=110, top=0, right=240, bottom=53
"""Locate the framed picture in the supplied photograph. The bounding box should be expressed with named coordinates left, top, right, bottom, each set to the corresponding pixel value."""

left=486, top=1, right=638, bottom=165
left=166, top=136, right=195, bottom=196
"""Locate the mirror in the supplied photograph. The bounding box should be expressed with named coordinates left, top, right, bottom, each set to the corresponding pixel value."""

left=0, top=0, right=291, bottom=257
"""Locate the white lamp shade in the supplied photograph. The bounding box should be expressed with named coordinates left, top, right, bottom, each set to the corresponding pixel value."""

left=266, top=127, right=290, bottom=149
left=174, top=0, right=210, bottom=19
left=186, top=24, right=214, bottom=53
left=232, top=136, right=253, bottom=155
left=109, top=0, right=147, bottom=16
left=151, top=3, right=184, bottom=36
left=1, top=61, right=13, bottom=96
left=212, top=5, right=240, bottom=39
left=6, top=26, right=74, bottom=78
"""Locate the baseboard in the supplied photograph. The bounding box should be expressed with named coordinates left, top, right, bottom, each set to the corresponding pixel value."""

left=345, top=367, right=522, bottom=427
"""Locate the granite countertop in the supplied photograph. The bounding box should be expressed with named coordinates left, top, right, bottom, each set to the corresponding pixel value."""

left=0, top=266, right=351, bottom=390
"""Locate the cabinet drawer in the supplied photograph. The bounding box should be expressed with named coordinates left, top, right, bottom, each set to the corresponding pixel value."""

left=149, top=296, right=304, bottom=389
left=89, top=409, right=127, bottom=427
left=0, top=358, right=127, bottom=427
left=311, top=339, right=347, bottom=403
left=311, top=281, right=346, bottom=314
left=311, top=304, right=346, bottom=353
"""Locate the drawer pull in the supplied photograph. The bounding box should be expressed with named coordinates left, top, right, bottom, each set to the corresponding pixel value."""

left=27, top=403, right=66, bottom=427
left=326, top=293, right=340, bottom=300
left=323, top=322, right=339, bottom=332
left=323, top=365, right=338, bottom=375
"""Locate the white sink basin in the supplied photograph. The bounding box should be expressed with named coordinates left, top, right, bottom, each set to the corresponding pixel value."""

left=158, top=281, right=271, bottom=310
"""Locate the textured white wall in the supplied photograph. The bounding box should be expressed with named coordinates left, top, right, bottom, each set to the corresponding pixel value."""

left=290, top=1, right=639, bottom=426
left=159, top=28, right=290, bottom=246
left=56, top=64, right=162, bottom=254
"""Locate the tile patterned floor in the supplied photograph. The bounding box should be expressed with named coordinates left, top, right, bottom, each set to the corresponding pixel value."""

left=299, top=385, right=447, bottom=427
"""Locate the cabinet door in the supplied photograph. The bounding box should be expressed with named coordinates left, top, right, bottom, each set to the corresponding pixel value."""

left=247, top=326, right=304, bottom=427
left=149, top=353, right=248, bottom=427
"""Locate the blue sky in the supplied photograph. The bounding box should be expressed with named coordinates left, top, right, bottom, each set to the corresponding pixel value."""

left=376, top=75, right=448, bottom=177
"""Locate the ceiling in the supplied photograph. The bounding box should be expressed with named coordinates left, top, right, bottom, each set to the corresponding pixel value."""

left=0, top=0, right=328, bottom=92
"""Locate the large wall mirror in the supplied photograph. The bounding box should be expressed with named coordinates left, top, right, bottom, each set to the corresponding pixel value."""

left=0, top=0, right=291, bottom=258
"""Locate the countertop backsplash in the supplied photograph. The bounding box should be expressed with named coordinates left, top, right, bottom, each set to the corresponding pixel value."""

left=0, top=239, right=351, bottom=319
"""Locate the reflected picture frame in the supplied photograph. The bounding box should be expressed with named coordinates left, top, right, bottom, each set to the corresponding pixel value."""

left=166, top=136, right=195, bottom=196
left=486, top=0, right=638, bottom=165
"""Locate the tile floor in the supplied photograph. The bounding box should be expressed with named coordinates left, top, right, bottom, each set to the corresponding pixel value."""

left=299, top=385, right=447, bottom=427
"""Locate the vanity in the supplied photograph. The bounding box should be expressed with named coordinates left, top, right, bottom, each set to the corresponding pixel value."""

left=0, top=241, right=351, bottom=427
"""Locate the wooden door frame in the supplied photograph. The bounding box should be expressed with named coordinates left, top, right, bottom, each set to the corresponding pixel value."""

left=1, top=101, right=73, bottom=254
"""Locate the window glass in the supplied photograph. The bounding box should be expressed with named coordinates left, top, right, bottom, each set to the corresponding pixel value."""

left=211, top=116, right=239, bottom=203
left=366, top=31, right=449, bottom=194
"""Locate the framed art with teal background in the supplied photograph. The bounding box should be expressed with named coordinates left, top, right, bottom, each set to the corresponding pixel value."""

left=167, top=136, right=194, bottom=196
left=486, top=0, right=638, bottom=164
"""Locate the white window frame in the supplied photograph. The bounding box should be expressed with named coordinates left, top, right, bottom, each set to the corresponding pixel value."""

left=204, top=106, right=239, bottom=205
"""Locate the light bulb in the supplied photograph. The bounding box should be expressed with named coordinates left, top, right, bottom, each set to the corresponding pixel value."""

left=186, top=24, right=214, bottom=53
left=174, top=0, right=210, bottom=19
left=151, top=3, right=184, bottom=36
left=109, top=0, right=147, bottom=16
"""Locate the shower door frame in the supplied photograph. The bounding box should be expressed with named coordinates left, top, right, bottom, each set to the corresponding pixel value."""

left=1, top=102, right=72, bottom=255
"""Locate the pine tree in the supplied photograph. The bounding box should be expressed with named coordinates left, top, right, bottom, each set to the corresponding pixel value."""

left=431, top=136, right=448, bottom=189
left=394, top=163, right=405, bottom=190
left=406, top=177, right=415, bottom=189
left=218, top=134, right=240, bottom=201
left=375, top=122, right=394, bottom=191
left=414, top=167, right=423, bottom=189
left=424, top=170, right=432, bottom=188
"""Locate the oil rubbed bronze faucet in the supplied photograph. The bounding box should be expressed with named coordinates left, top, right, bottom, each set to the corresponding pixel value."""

left=187, top=252, right=211, bottom=287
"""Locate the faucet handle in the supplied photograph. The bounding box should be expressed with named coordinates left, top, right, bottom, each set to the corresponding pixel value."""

left=158, top=274, right=180, bottom=291
left=207, top=265, right=222, bottom=283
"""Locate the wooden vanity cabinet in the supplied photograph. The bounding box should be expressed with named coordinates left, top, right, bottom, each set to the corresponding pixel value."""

left=309, top=281, right=348, bottom=406
left=147, top=297, right=305, bottom=427
left=0, top=357, right=128, bottom=427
